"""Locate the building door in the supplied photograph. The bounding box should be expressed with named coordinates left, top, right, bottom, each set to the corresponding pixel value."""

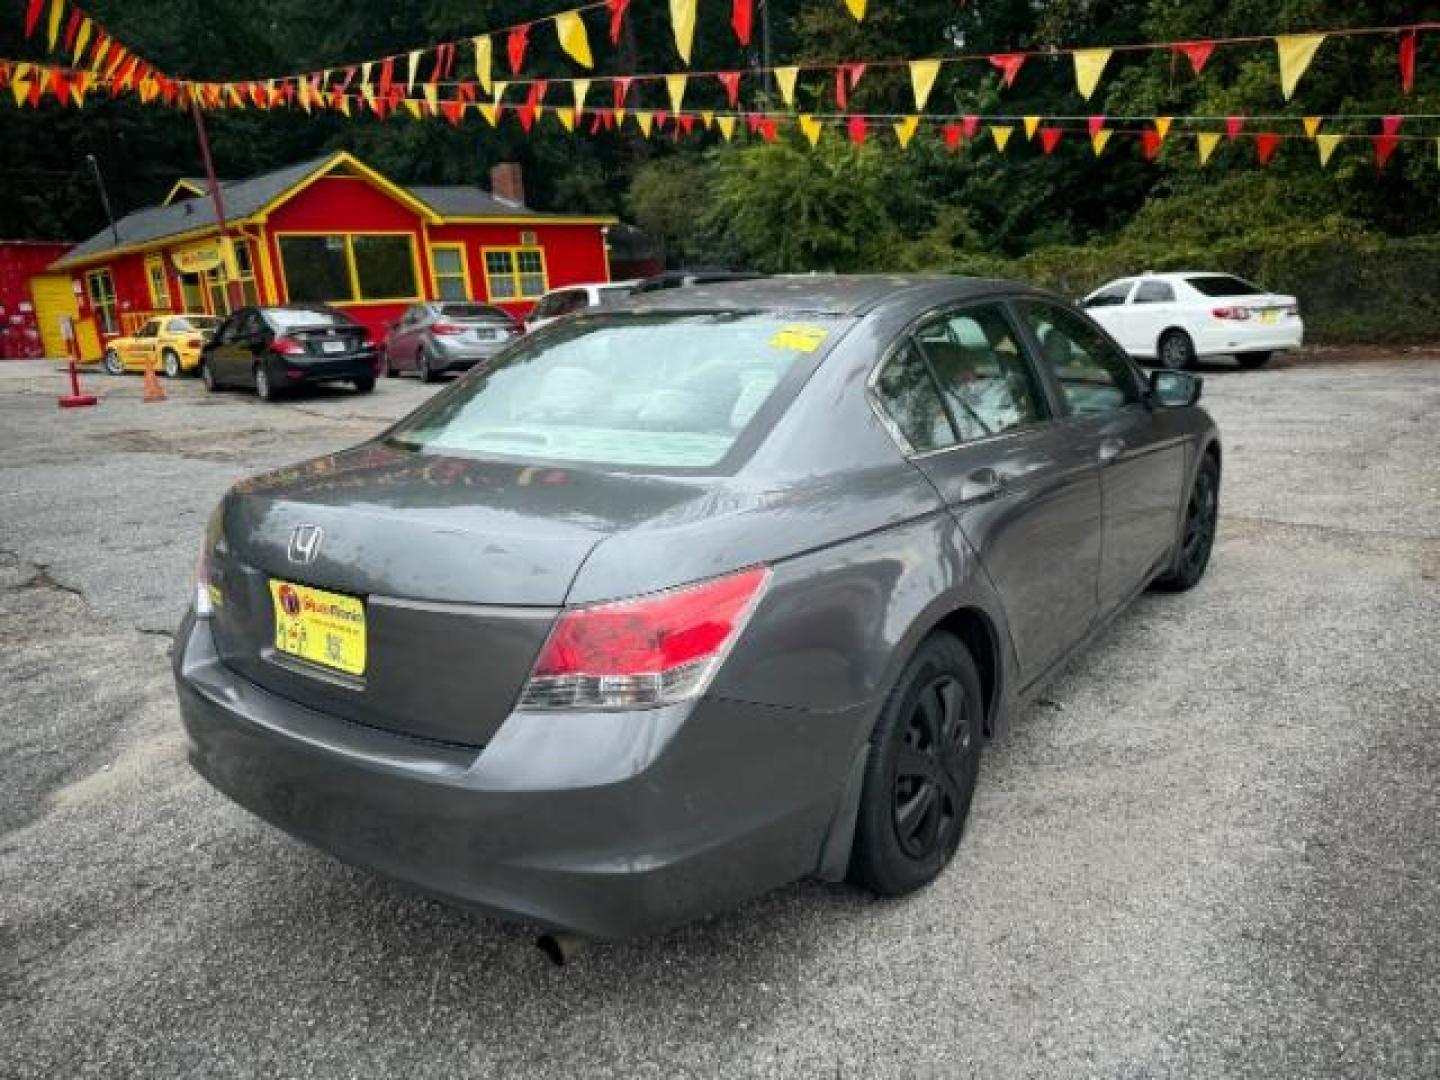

left=29, top=274, right=80, bottom=360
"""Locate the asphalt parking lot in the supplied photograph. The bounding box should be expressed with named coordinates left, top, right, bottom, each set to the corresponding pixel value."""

left=1, top=353, right=1437, bottom=1078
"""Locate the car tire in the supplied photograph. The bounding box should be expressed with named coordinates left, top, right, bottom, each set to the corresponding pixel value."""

left=201, top=359, right=219, bottom=391
left=1154, top=453, right=1220, bottom=592
left=848, top=632, right=984, bottom=897
left=353, top=376, right=376, bottom=394
left=103, top=349, right=124, bottom=376
left=1236, top=351, right=1271, bottom=370
left=254, top=362, right=275, bottom=401
left=161, top=349, right=181, bottom=379
left=416, top=346, right=435, bottom=383
left=383, top=346, right=397, bottom=377
left=1157, top=329, right=1196, bottom=371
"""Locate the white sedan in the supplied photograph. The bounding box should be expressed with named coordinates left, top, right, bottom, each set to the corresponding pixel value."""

left=1081, top=272, right=1303, bottom=370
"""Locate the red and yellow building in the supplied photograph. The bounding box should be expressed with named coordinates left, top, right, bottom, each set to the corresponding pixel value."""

left=36, top=151, right=615, bottom=360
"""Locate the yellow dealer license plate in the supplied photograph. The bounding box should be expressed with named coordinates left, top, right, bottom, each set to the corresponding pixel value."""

left=269, top=579, right=367, bottom=676
left=1259, top=309, right=1279, bottom=324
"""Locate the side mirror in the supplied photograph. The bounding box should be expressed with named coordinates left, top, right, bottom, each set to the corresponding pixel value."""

left=1150, top=369, right=1203, bottom=408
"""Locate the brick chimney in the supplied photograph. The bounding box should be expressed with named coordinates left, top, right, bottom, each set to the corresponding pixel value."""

left=490, top=162, right=525, bottom=207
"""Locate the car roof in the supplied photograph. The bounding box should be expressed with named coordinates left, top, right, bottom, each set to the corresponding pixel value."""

left=617, top=274, right=1027, bottom=317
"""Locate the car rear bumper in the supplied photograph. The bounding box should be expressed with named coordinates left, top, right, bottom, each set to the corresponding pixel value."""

left=429, top=340, right=511, bottom=370
left=173, top=612, right=865, bottom=939
left=1194, top=321, right=1304, bottom=356
left=278, top=356, right=377, bottom=384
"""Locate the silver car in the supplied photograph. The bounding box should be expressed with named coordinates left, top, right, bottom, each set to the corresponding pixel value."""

left=382, top=302, right=524, bottom=382
left=175, top=276, right=1220, bottom=950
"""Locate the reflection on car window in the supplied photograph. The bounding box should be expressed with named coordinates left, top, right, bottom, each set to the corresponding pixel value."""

left=1086, top=281, right=1133, bottom=308
left=874, top=340, right=955, bottom=453
left=1133, top=281, right=1175, bottom=303
left=1016, top=302, right=1138, bottom=417
left=1186, top=275, right=1261, bottom=297
left=916, top=306, right=1047, bottom=440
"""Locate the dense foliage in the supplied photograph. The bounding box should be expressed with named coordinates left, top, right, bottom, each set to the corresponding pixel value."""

left=3, top=1, right=1437, bottom=336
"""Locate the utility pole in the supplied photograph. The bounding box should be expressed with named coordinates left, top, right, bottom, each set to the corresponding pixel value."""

left=85, top=154, right=120, bottom=247
left=188, top=93, right=244, bottom=311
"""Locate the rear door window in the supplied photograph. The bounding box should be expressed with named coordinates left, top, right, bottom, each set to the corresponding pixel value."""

left=873, top=340, right=955, bottom=453
left=915, top=306, right=1048, bottom=441
left=1133, top=281, right=1175, bottom=303
left=1015, top=302, right=1141, bottom=417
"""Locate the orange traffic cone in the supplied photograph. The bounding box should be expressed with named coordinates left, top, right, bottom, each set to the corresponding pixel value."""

left=143, top=360, right=167, bottom=403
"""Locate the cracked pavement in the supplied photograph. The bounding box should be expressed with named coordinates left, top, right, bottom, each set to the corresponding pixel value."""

left=0, top=355, right=1437, bottom=1078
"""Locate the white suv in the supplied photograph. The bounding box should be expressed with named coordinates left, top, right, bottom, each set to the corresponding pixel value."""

left=1082, top=272, right=1303, bottom=369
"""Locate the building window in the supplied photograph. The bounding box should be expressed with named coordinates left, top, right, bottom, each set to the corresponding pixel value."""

left=145, top=256, right=171, bottom=310
left=234, top=240, right=260, bottom=306
left=431, top=244, right=469, bottom=302
left=277, top=233, right=420, bottom=304
left=86, top=269, right=118, bottom=334
left=482, top=247, right=547, bottom=301
left=178, top=271, right=205, bottom=313
left=205, top=240, right=261, bottom=316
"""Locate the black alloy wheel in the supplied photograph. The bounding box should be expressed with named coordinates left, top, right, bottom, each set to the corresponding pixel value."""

left=849, top=633, right=983, bottom=896
left=1158, top=330, right=1196, bottom=371
left=1155, top=455, right=1220, bottom=591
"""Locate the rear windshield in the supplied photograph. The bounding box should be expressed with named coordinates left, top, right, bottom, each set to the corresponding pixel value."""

left=266, top=307, right=354, bottom=331
left=1187, top=275, right=1263, bottom=297
left=171, top=316, right=220, bottom=331
left=388, top=313, right=845, bottom=469
left=438, top=303, right=511, bottom=321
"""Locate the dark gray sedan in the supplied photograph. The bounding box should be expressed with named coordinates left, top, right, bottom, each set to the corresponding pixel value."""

left=174, top=276, right=1220, bottom=946
left=382, top=301, right=524, bottom=382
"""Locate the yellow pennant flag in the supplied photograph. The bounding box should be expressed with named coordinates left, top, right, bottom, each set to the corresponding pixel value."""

left=422, top=83, right=439, bottom=111
left=11, top=65, right=31, bottom=108
left=336, top=94, right=351, bottom=117
left=360, top=61, right=375, bottom=106
left=473, top=36, right=493, bottom=95
left=1023, top=115, right=1041, bottom=140
left=670, top=0, right=697, bottom=64
left=613, top=107, right=627, bottom=126
left=71, top=79, right=88, bottom=107
left=775, top=66, right=799, bottom=106
left=556, top=108, right=575, bottom=131
left=1091, top=128, right=1112, bottom=156
left=894, top=116, right=920, bottom=149
left=555, top=11, right=593, bottom=69
left=909, top=60, right=941, bottom=111
left=72, top=18, right=92, bottom=66
left=844, top=0, right=867, bottom=20
left=990, top=125, right=1014, bottom=152
left=799, top=113, right=823, bottom=146
left=700, top=110, right=714, bottom=129
left=572, top=78, right=591, bottom=122
left=1303, top=116, right=1323, bottom=139
left=1154, top=116, right=1173, bottom=142
left=1073, top=48, right=1112, bottom=101
left=493, top=81, right=509, bottom=104
left=1196, top=131, right=1221, bottom=165
left=406, top=49, right=421, bottom=93
left=666, top=73, right=687, bottom=114
left=403, top=98, right=422, bottom=120
left=478, top=101, right=499, bottom=126
left=1276, top=34, right=1325, bottom=100
left=298, top=80, right=312, bottom=113
left=46, top=0, right=63, bottom=50
left=717, top=114, right=737, bottom=141
left=1316, top=133, right=1342, bottom=166
left=636, top=110, right=655, bottom=137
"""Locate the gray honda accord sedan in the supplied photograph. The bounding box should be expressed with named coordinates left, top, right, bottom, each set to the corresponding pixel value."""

left=174, top=276, right=1220, bottom=942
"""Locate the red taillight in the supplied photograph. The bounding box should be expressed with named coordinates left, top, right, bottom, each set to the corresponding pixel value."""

left=519, top=566, right=770, bottom=710
left=431, top=321, right=465, bottom=336
left=1211, top=306, right=1251, bottom=321
left=271, top=336, right=306, bottom=355
left=186, top=337, right=203, bottom=348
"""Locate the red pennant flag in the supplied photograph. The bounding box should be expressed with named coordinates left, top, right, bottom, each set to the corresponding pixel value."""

left=655, top=108, right=669, bottom=129
left=612, top=76, right=632, bottom=107
left=942, top=123, right=963, bottom=150
left=518, top=103, right=537, bottom=132
left=379, top=57, right=394, bottom=98
left=835, top=68, right=848, bottom=110
left=589, top=111, right=605, bottom=135
left=1225, top=115, right=1245, bottom=141
left=745, top=111, right=761, bottom=134
left=1040, top=127, right=1063, bottom=155
left=1374, top=133, right=1400, bottom=170
left=759, top=118, right=777, bottom=142
left=50, top=69, right=69, bottom=102
left=732, top=0, right=753, bottom=47
left=717, top=71, right=741, bottom=107
left=1141, top=129, right=1162, bottom=160
left=428, top=49, right=445, bottom=84
left=607, top=0, right=631, bottom=45
left=847, top=115, right=867, bottom=145
left=846, top=63, right=865, bottom=89
left=441, top=42, right=457, bottom=81
left=457, top=81, right=476, bottom=103
left=1399, top=32, right=1416, bottom=94
left=63, top=10, right=82, bottom=51
left=1381, top=114, right=1403, bottom=136
left=1087, top=115, right=1106, bottom=137
left=988, top=53, right=1026, bottom=88
left=1255, top=133, right=1280, bottom=165
left=1174, top=41, right=1215, bottom=76
left=24, top=0, right=44, bottom=38
left=678, top=113, right=695, bottom=135
left=961, top=114, right=980, bottom=139
left=507, top=24, right=530, bottom=75
left=28, top=77, right=43, bottom=106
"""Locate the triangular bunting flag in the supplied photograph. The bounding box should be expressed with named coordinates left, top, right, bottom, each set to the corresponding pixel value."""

left=1226, top=115, right=1245, bottom=141
left=799, top=114, right=823, bottom=146
left=666, top=73, right=687, bottom=114
left=732, top=0, right=754, bottom=47
left=572, top=78, right=590, bottom=121
left=1400, top=31, right=1416, bottom=94
left=1088, top=115, right=1106, bottom=137
left=1316, top=133, right=1342, bottom=166
left=773, top=66, right=799, bottom=107
left=670, top=0, right=697, bottom=63
left=1091, top=128, right=1112, bottom=156
left=990, top=125, right=1014, bottom=152
left=1303, top=116, right=1323, bottom=139
left=1023, top=115, right=1041, bottom=140
left=1255, top=132, right=1281, bottom=165
left=1073, top=49, right=1113, bottom=100
left=700, top=110, right=714, bottom=129
left=942, top=123, right=963, bottom=151
left=1374, top=133, right=1399, bottom=170
left=1196, top=131, right=1221, bottom=165
left=716, top=114, right=737, bottom=141
left=1276, top=34, right=1325, bottom=101
left=508, top=24, right=530, bottom=75
left=24, top=0, right=43, bottom=38
left=635, top=110, right=654, bottom=137
left=1141, top=130, right=1162, bottom=160
left=1040, top=128, right=1062, bottom=155
left=717, top=71, right=741, bottom=107
left=894, top=116, right=920, bottom=149
left=1174, top=41, right=1215, bottom=76
left=989, top=53, right=1025, bottom=88
left=844, top=0, right=866, bottom=20
left=909, top=60, right=941, bottom=111
left=72, top=18, right=91, bottom=66
left=1154, top=116, right=1173, bottom=142
left=961, top=115, right=980, bottom=140
left=478, top=101, right=499, bottom=126
left=555, top=11, right=593, bottom=69
left=848, top=115, right=867, bottom=144
left=1381, top=114, right=1403, bottom=137
left=406, top=50, right=421, bottom=93
left=556, top=107, right=575, bottom=132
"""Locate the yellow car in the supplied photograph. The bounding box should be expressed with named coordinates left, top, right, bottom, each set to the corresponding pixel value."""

left=102, top=314, right=224, bottom=378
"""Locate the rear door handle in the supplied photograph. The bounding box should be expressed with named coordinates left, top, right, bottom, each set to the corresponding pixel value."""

left=1098, top=437, right=1126, bottom=466
left=960, top=466, right=1007, bottom=503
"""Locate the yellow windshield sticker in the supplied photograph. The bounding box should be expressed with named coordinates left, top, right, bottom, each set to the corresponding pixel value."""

left=769, top=325, right=829, bottom=352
